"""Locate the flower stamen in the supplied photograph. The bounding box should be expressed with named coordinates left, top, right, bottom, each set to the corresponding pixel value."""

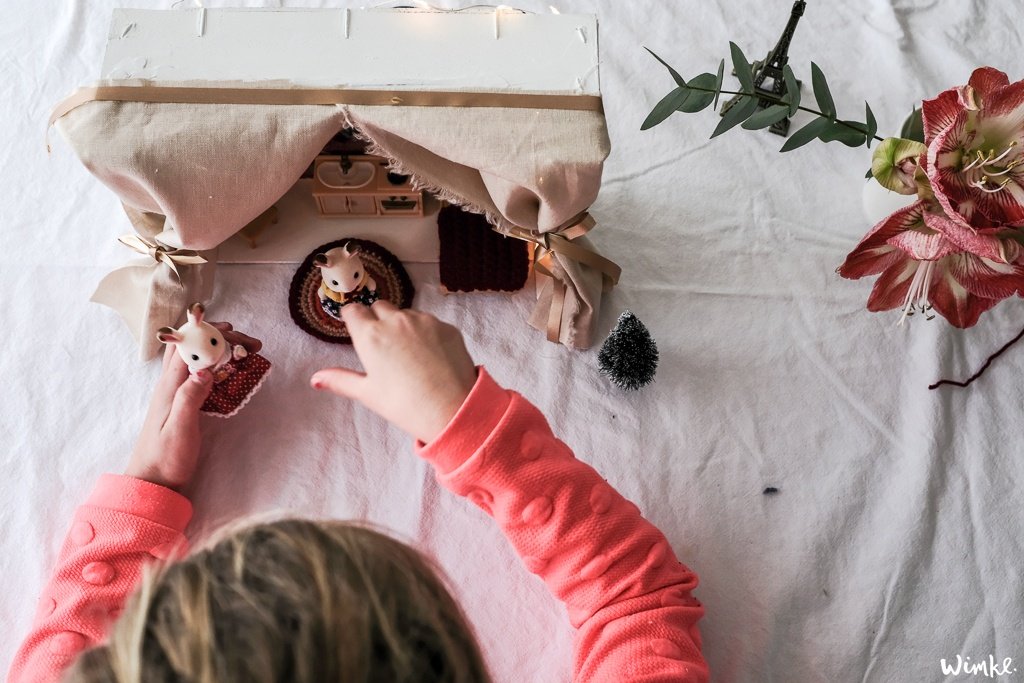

left=897, top=260, right=935, bottom=326
left=962, top=149, right=989, bottom=172
left=970, top=175, right=1012, bottom=193
left=920, top=262, right=932, bottom=309
left=981, top=158, right=1023, bottom=177
left=988, top=139, right=1018, bottom=165
left=962, top=141, right=1019, bottom=173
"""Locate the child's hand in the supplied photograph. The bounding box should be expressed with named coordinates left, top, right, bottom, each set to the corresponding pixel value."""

left=124, top=322, right=262, bottom=492
left=311, top=301, right=478, bottom=444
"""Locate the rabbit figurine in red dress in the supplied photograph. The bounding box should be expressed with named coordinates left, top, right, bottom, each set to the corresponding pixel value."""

left=157, top=303, right=271, bottom=417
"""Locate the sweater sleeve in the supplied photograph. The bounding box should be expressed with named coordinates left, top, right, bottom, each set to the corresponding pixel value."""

left=416, top=368, right=708, bottom=682
left=7, top=474, right=193, bottom=683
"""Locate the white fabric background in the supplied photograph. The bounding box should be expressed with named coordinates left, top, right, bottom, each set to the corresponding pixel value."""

left=2, top=1, right=1022, bottom=681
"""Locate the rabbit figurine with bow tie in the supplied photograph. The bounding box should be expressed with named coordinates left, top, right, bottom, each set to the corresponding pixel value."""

left=314, top=242, right=381, bottom=320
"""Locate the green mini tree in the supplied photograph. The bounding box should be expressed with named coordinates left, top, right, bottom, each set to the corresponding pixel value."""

left=598, top=311, right=659, bottom=391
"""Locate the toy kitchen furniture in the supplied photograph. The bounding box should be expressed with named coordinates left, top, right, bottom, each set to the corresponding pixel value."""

left=312, top=155, right=424, bottom=218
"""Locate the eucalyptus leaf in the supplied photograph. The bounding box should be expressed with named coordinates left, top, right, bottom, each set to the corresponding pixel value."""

left=644, top=47, right=686, bottom=87
left=677, top=91, right=717, bottom=113
left=810, top=62, right=835, bottom=119
left=783, top=64, right=801, bottom=116
left=900, top=107, right=925, bottom=142
left=779, top=117, right=830, bottom=152
left=865, top=102, right=878, bottom=148
left=819, top=121, right=867, bottom=147
left=688, top=73, right=718, bottom=90
left=713, top=59, right=725, bottom=109
left=730, top=42, right=754, bottom=92
left=741, top=104, right=790, bottom=130
left=711, top=94, right=759, bottom=138
left=642, top=86, right=692, bottom=130
left=838, top=119, right=869, bottom=135
left=677, top=73, right=718, bottom=113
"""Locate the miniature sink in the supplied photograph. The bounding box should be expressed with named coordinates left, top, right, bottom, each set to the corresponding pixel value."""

left=316, top=160, right=375, bottom=189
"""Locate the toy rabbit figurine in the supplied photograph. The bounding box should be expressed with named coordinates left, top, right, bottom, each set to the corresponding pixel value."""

left=314, top=242, right=380, bottom=320
left=157, top=303, right=271, bottom=418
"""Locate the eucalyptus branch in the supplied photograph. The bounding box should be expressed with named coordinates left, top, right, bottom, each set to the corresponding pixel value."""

left=686, top=85, right=886, bottom=143
left=642, top=43, right=886, bottom=153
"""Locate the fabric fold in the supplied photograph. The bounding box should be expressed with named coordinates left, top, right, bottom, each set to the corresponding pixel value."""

left=53, top=79, right=616, bottom=353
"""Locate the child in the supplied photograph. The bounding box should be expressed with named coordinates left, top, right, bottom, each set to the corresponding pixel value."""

left=8, top=302, right=708, bottom=682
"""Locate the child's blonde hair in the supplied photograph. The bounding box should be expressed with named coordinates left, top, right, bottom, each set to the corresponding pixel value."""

left=66, top=519, right=491, bottom=683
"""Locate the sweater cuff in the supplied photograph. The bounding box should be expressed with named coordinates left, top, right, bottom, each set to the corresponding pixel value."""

left=85, top=474, right=193, bottom=532
left=415, top=366, right=511, bottom=476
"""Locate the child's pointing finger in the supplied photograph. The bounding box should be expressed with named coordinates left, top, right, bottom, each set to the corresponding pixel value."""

left=310, top=367, right=367, bottom=400
left=341, top=302, right=376, bottom=331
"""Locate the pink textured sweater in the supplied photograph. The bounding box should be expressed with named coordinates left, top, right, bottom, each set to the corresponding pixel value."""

left=9, top=369, right=707, bottom=682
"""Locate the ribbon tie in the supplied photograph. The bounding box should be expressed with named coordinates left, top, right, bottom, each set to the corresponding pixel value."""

left=503, top=212, right=621, bottom=343
left=118, top=234, right=207, bottom=284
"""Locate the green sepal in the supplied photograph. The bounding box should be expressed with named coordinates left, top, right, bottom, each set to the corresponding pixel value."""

left=871, top=137, right=927, bottom=193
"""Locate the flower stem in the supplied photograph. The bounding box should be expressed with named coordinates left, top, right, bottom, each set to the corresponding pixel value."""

left=688, top=85, right=886, bottom=142
left=929, top=324, right=1024, bottom=390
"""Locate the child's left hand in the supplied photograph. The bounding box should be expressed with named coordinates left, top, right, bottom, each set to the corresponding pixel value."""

left=124, top=322, right=261, bottom=493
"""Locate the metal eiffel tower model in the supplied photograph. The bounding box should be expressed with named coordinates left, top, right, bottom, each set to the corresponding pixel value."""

left=720, top=0, right=807, bottom=136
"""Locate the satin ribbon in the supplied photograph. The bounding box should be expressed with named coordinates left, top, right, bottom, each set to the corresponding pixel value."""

left=117, top=234, right=208, bottom=284
left=92, top=227, right=215, bottom=360
left=503, top=212, right=621, bottom=343
left=48, top=84, right=605, bottom=130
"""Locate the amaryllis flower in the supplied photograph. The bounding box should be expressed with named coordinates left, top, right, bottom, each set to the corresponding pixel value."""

left=837, top=200, right=1024, bottom=328
left=924, top=67, right=1024, bottom=228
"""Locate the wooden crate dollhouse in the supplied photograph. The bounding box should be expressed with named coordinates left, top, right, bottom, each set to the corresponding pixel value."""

left=49, top=6, right=620, bottom=357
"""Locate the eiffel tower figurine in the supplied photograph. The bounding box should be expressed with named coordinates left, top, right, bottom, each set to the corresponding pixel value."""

left=720, top=0, right=807, bottom=136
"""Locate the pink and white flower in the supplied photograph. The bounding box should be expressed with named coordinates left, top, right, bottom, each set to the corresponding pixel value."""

left=841, top=66, right=1024, bottom=328
left=837, top=200, right=1024, bottom=328
left=924, top=67, right=1024, bottom=228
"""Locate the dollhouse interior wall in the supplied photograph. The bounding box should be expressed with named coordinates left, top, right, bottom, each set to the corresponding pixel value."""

left=218, top=126, right=446, bottom=265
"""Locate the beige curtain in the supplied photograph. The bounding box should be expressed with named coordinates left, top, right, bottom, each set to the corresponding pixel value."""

left=54, top=80, right=613, bottom=357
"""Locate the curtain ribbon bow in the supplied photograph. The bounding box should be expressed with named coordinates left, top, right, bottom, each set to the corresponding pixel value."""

left=118, top=234, right=207, bottom=284
left=504, top=212, right=621, bottom=343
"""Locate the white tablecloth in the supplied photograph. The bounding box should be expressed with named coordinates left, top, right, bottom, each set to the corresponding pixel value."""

left=2, top=1, right=1022, bottom=680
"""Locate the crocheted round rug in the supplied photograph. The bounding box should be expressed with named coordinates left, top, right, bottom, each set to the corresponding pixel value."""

left=288, top=238, right=415, bottom=344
